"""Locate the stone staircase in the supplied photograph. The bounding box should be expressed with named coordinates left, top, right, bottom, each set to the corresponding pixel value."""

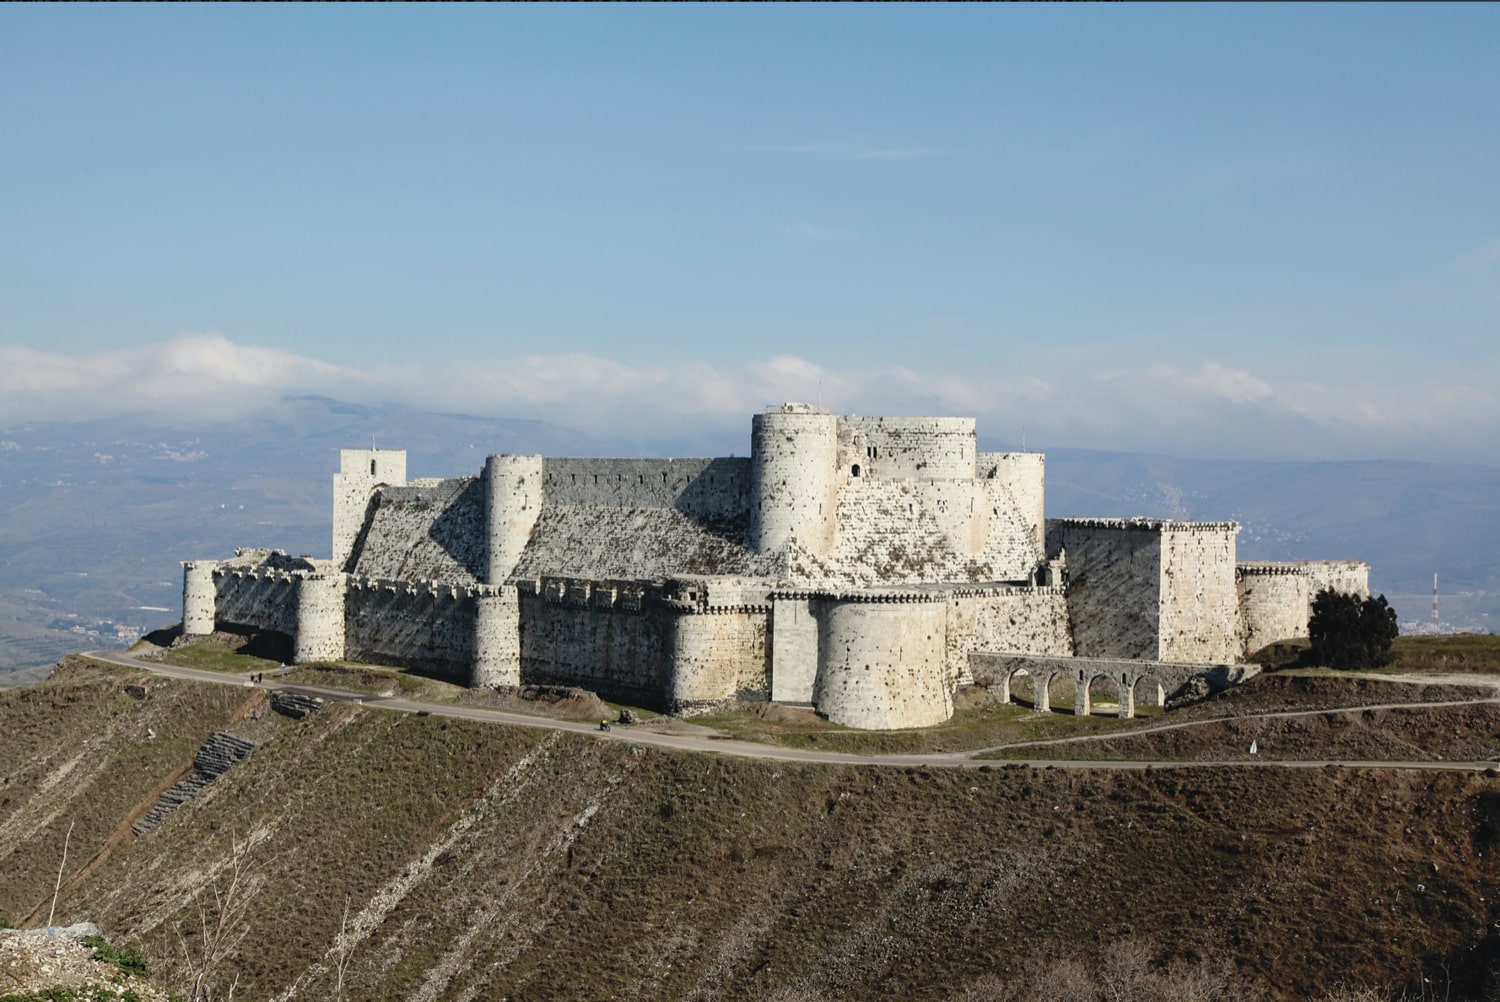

left=132, top=732, right=256, bottom=836
left=270, top=690, right=324, bottom=719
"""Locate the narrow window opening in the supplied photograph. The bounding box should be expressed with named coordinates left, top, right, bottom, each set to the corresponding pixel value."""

left=370, top=460, right=377, bottom=476
left=851, top=464, right=861, bottom=478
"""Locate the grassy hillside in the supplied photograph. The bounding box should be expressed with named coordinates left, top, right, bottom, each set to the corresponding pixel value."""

left=3, top=660, right=1500, bottom=1000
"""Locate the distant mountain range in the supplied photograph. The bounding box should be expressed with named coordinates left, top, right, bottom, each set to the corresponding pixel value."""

left=1, top=396, right=1493, bottom=677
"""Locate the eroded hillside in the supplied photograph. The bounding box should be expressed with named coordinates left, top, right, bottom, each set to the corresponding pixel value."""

left=3, top=659, right=1500, bottom=1000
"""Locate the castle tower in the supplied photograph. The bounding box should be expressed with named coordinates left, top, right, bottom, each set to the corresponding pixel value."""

left=472, top=588, right=521, bottom=687
left=984, top=452, right=1045, bottom=551
left=333, top=449, right=406, bottom=571
left=181, top=560, right=219, bottom=636
left=294, top=573, right=347, bottom=663
left=750, top=405, right=839, bottom=559
left=812, top=597, right=952, bottom=729
left=484, top=454, right=545, bottom=584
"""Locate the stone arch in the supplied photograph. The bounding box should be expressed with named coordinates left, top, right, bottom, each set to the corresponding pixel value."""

left=1042, top=672, right=1073, bottom=714
left=1079, top=672, right=1124, bottom=718
left=1132, top=673, right=1166, bottom=716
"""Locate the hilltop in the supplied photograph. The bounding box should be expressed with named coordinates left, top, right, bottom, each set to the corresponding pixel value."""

left=3, top=650, right=1500, bottom=1000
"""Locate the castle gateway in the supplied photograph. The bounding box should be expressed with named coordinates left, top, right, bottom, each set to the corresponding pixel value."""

left=183, top=405, right=1368, bottom=730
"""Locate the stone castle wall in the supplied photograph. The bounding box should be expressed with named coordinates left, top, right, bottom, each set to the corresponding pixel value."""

left=1048, top=519, right=1163, bottom=660
left=516, top=578, right=670, bottom=708
left=838, top=416, right=976, bottom=481
left=344, top=578, right=477, bottom=684
left=347, top=477, right=486, bottom=583
left=813, top=596, right=952, bottom=729
left=1237, top=560, right=1371, bottom=657
left=1158, top=523, right=1241, bottom=664
left=945, top=587, right=1073, bottom=687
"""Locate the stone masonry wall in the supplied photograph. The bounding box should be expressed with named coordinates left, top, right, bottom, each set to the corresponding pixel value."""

left=668, top=609, right=770, bottom=714
left=1237, top=560, right=1371, bottom=657
left=542, top=457, right=751, bottom=523
left=838, top=416, right=976, bottom=481
left=213, top=568, right=300, bottom=637
left=347, top=477, right=486, bottom=584
left=1159, top=523, right=1241, bottom=664
left=1048, top=520, right=1163, bottom=660
left=517, top=578, right=671, bottom=708
left=334, top=449, right=406, bottom=570
left=945, top=587, right=1072, bottom=687
left=978, top=452, right=1045, bottom=553
left=1237, top=565, right=1312, bottom=657
left=823, top=479, right=1040, bottom=586
left=813, top=597, right=952, bottom=729
left=344, top=579, right=476, bottom=684
left=1303, top=560, right=1371, bottom=599
left=514, top=506, right=773, bottom=580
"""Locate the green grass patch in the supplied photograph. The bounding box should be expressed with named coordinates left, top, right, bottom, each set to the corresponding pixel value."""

left=79, top=936, right=148, bottom=977
left=156, top=643, right=278, bottom=675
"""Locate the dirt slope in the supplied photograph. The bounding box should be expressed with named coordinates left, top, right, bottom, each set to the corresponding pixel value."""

left=3, top=660, right=1499, bottom=1000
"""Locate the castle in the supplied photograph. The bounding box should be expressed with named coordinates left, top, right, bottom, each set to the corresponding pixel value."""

left=181, top=406, right=1369, bottom=729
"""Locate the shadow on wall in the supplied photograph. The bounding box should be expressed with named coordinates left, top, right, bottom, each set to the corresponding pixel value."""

left=426, top=479, right=488, bottom=579
left=669, top=456, right=753, bottom=547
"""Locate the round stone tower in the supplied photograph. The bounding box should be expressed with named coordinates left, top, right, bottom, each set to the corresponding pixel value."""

left=294, top=573, right=347, bottom=664
left=813, top=597, right=951, bottom=729
left=750, top=405, right=839, bottom=559
left=472, top=588, right=521, bottom=687
left=181, top=560, right=219, bottom=637
left=484, top=454, right=545, bottom=584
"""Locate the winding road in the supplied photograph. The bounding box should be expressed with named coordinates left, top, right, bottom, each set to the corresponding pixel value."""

left=83, top=650, right=1500, bottom=773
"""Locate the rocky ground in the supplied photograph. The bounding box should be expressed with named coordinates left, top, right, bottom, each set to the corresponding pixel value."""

left=0, top=926, right=175, bottom=1001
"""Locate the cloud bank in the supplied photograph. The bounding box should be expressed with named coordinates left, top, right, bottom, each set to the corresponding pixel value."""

left=2, top=334, right=1497, bottom=463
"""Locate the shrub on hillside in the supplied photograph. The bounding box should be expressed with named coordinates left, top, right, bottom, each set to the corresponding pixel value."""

left=1308, top=589, right=1399, bottom=669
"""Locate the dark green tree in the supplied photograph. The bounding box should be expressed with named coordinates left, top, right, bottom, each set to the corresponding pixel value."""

left=1308, top=588, right=1399, bottom=669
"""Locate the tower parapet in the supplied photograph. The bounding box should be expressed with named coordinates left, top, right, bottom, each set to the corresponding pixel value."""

left=750, top=404, right=839, bottom=559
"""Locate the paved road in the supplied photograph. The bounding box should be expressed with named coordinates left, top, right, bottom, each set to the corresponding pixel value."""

left=83, top=650, right=1500, bottom=773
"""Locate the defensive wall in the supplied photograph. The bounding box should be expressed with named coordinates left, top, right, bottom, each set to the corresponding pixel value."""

left=1046, top=518, right=1241, bottom=663
left=182, top=405, right=1370, bottom=731
left=1237, top=560, right=1371, bottom=655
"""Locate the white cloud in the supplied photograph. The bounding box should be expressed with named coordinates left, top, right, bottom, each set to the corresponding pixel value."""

left=1, top=335, right=1496, bottom=463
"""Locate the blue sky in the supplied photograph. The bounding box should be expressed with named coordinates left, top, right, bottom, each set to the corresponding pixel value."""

left=2, top=4, right=1497, bottom=461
